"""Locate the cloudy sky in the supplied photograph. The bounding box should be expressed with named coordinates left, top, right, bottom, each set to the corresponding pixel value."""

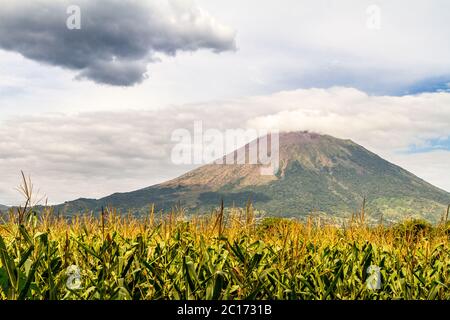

left=0, top=0, right=449, bottom=205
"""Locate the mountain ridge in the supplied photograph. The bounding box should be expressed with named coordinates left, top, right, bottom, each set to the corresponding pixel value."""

left=56, top=131, right=450, bottom=223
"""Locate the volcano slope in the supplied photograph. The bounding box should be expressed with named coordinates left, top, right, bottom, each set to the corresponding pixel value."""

left=58, top=132, right=450, bottom=223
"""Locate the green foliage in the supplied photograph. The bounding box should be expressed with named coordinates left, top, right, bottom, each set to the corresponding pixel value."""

left=0, top=168, right=448, bottom=300
left=0, top=215, right=448, bottom=300
left=256, top=217, right=295, bottom=235
left=393, top=219, right=433, bottom=240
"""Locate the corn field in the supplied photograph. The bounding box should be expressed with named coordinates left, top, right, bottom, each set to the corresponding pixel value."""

left=0, top=175, right=448, bottom=300
left=0, top=202, right=448, bottom=300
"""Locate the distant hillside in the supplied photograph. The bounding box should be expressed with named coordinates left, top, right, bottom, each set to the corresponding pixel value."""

left=0, top=205, right=9, bottom=213
left=57, top=132, right=450, bottom=223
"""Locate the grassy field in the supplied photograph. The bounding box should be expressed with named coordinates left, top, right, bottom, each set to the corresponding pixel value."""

left=0, top=175, right=447, bottom=300
left=0, top=200, right=449, bottom=300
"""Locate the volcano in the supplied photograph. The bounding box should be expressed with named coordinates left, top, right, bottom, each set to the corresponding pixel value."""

left=58, top=131, right=450, bottom=223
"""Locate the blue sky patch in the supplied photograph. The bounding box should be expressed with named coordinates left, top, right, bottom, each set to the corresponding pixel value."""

left=408, top=137, right=450, bottom=153
left=402, top=76, right=450, bottom=95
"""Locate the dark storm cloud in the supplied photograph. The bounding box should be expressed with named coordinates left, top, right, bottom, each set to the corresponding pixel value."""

left=0, top=0, right=236, bottom=86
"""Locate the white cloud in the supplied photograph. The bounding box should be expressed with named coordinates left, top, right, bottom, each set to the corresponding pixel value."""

left=197, top=0, right=450, bottom=94
left=247, top=88, right=450, bottom=151
left=2, top=0, right=450, bottom=126
left=1, top=87, right=449, bottom=205
left=388, top=150, right=450, bottom=190
left=1, top=1, right=450, bottom=205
